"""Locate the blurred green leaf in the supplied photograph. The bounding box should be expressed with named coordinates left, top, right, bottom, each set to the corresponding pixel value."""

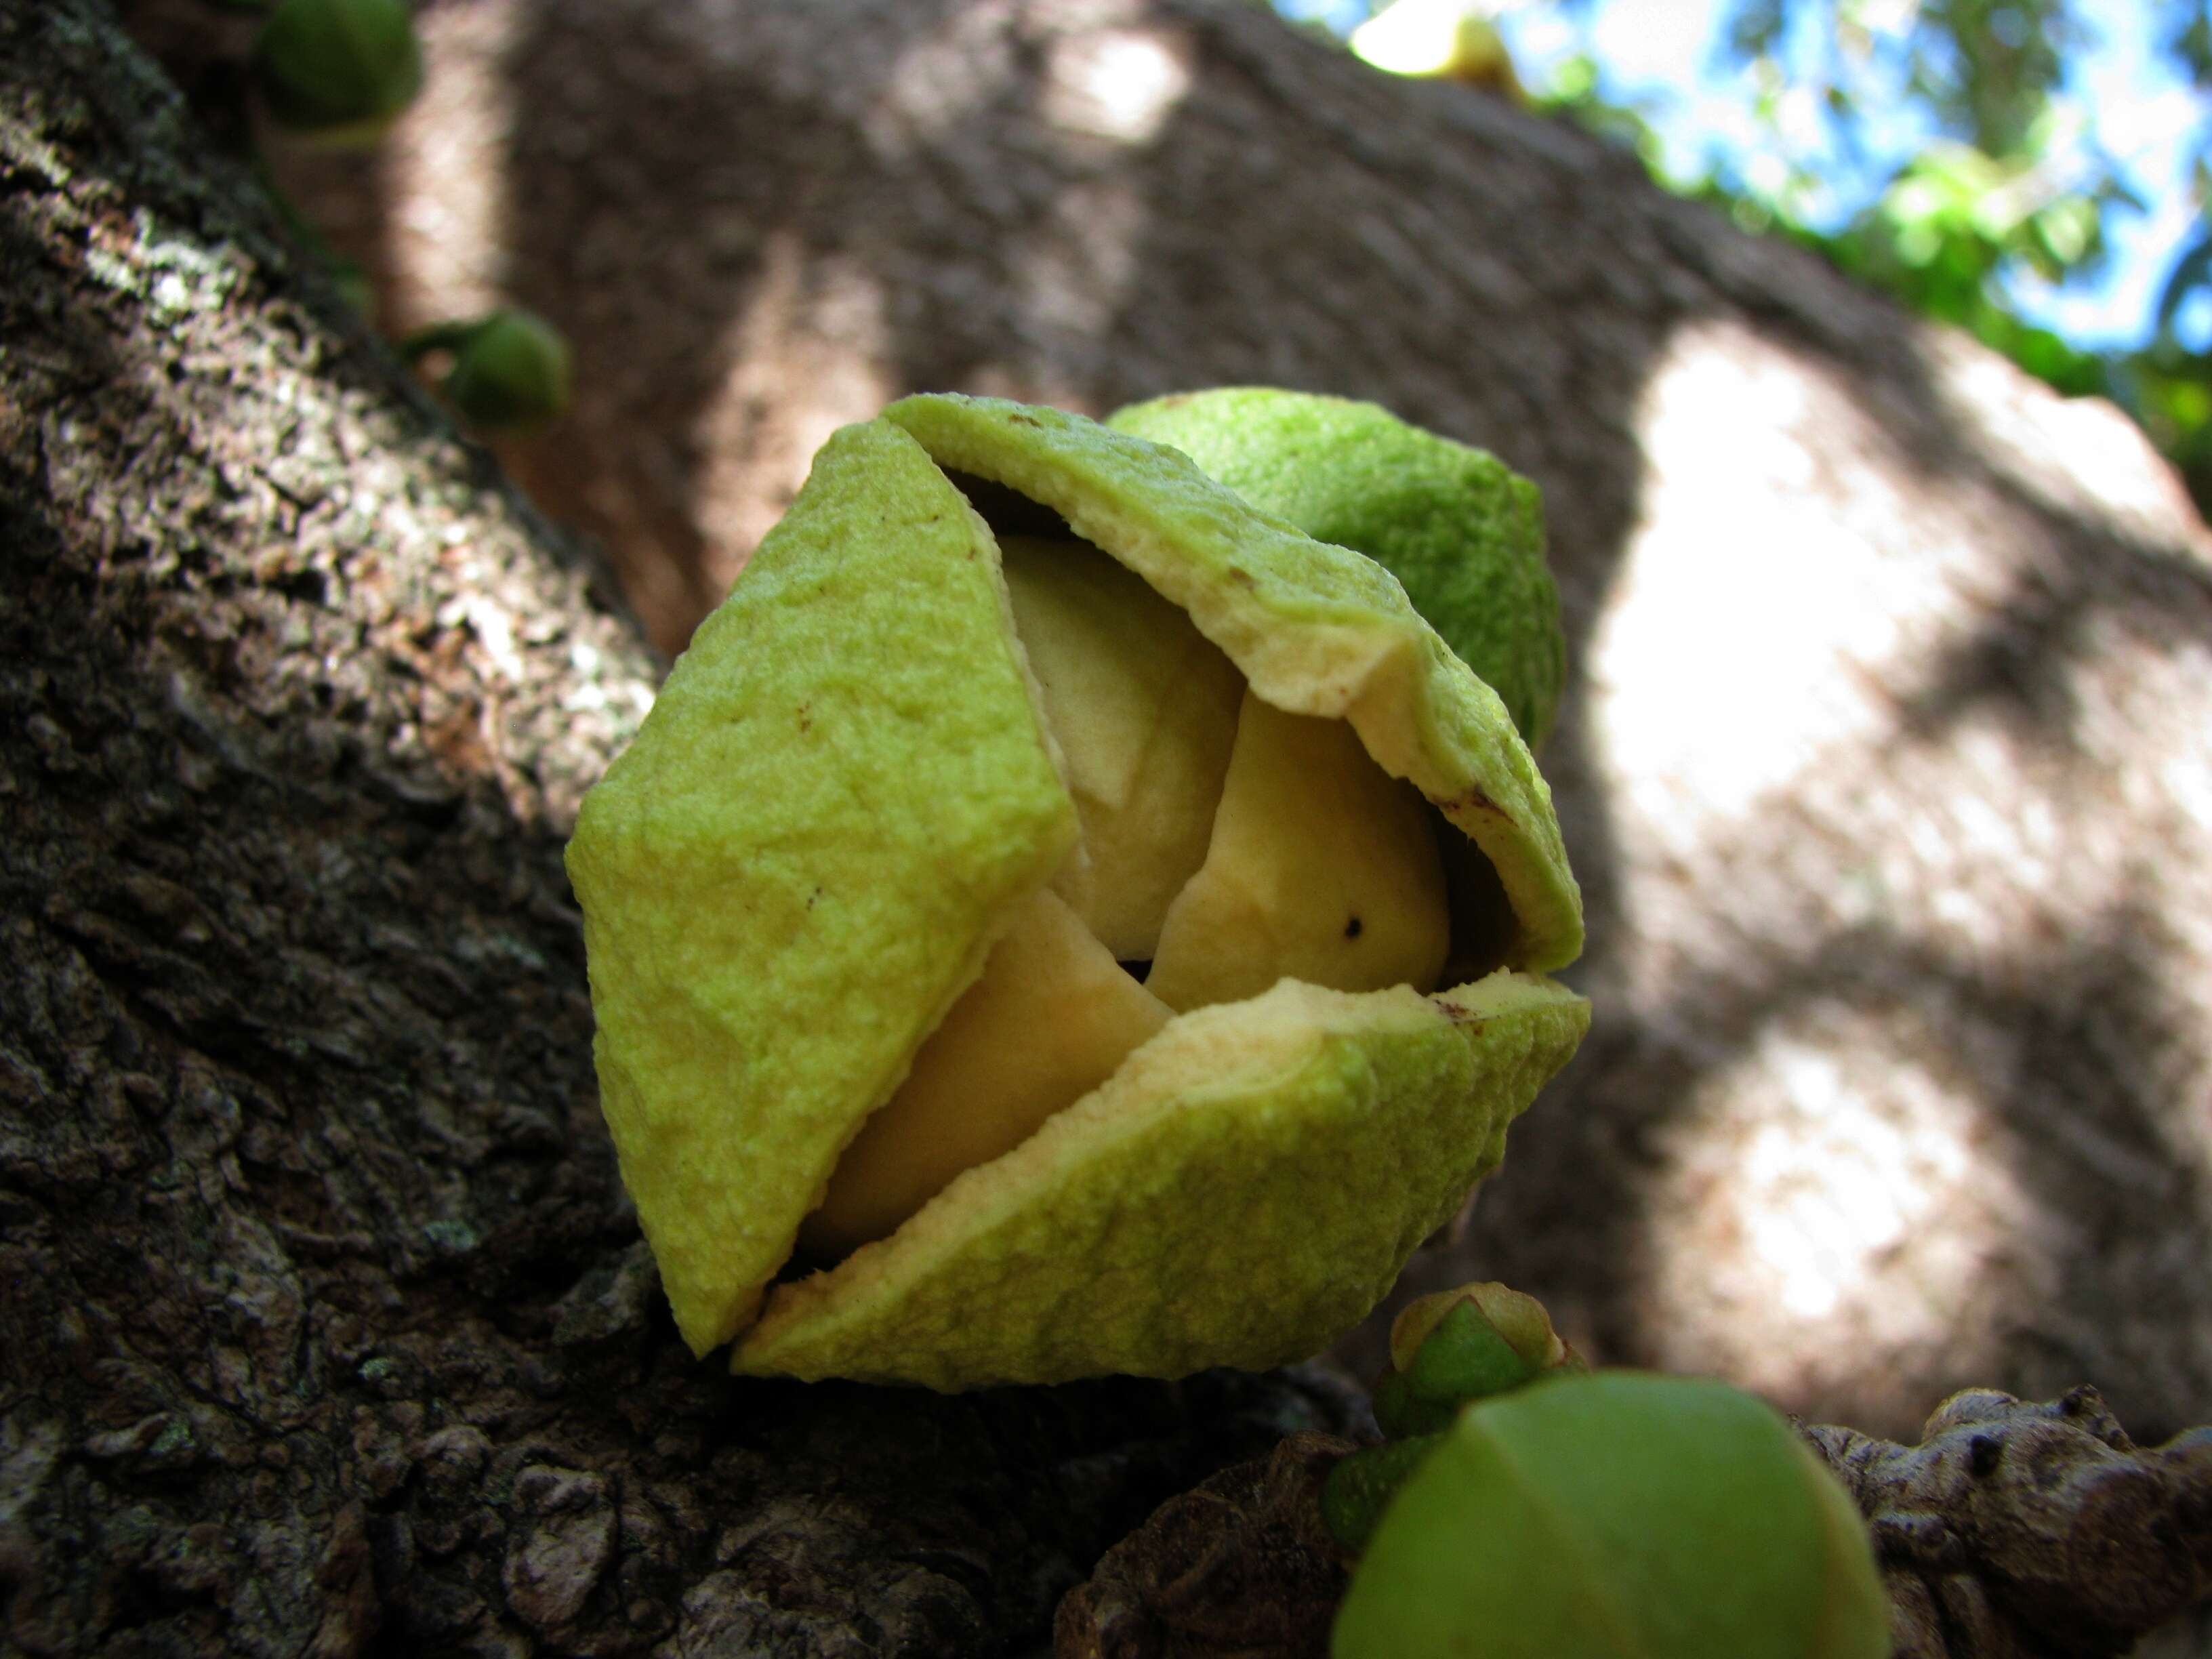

left=1274, top=0, right=2212, bottom=519
left=2156, top=232, right=2212, bottom=333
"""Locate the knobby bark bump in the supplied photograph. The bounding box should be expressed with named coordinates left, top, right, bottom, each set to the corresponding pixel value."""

left=1052, top=1388, right=2212, bottom=1659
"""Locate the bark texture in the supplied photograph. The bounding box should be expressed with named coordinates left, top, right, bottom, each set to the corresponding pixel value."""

left=1048, top=1387, right=2212, bottom=1659
left=260, top=0, right=2212, bottom=1443
left=1804, top=1387, right=2212, bottom=1659
left=1053, top=1431, right=1353, bottom=1659
left=0, top=5, right=1361, bottom=1654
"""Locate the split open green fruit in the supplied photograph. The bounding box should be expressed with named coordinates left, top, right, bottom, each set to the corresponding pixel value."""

left=565, top=393, right=1587, bottom=1389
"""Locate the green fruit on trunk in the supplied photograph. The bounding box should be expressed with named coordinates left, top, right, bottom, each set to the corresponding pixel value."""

left=1332, top=1372, right=1891, bottom=1659
left=565, top=394, right=1586, bottom=1386
left=1109, top=388, right=1565, bottom=749
left=253, top=0, right=423, bottom=142
left=440, top=309, right=573, bottom=432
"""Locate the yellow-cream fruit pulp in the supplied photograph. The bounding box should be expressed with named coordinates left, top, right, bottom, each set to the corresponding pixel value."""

left=802, top=535, right=1456, bottom=1258
left=999, top=537, right=1245, bottom=959
left=799, top=886, right=1171, bottom=1256
left=1147, top=688, right=1450, bottom=1012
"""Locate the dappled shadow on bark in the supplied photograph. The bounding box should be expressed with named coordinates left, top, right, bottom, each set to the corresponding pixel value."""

left=253, top=0, right=2212, bottom=1434
left=1888, top=533, right=2212, bottom=759
left=3, top=12, right=1372, bottom=1654
left=87, top=0, right=2212, bottom=1638
left=1428, top=895, right=2211, bottom=1439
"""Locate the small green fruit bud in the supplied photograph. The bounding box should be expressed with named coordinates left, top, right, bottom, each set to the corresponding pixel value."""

left=1333, top=1284, right=1586, bottom=1547
left=1332, top=1372, right=1891, bottom=1659
left=1372, top=1281, right=1580, bottom=1437
left=1389, top=1280, right=1574, bottom=1375
left=253, top=0, right=423, bottom=142
left=1375, top=1298, right=1540, bottom=1437
left=436, top=310, right=572, bottom=432
left=1321, top=1433, right=1442, bottom=1553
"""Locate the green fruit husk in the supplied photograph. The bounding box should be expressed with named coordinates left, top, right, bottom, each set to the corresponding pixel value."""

left=1109, top=388, right=1565, bottom=750
left=567, top=395, right=1589, bottom=1380
left=1332, top=1372, right=1891, bottom=1659
left=253, top=0, right=423, bottom=139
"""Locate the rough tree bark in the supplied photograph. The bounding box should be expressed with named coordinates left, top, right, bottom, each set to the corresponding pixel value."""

left=9, top=0, right=2212, bottom=1653
left=259, top=0, right=2212, bottom=1441
left=0, top=5, right=1364, bottom=1654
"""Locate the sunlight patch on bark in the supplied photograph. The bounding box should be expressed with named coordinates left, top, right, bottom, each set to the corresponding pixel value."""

left=1586, top=316, right=2212, bottom=1423
left=1643, top=1004, right=2043, bottom=1411
left=867, top=0, right=1023, bottom=157
left=1919, top=327, right=2212, bottom=550
left=1015, top=176, right=1152, bottom=350
left=1594, top=321, right=1951, bottom=853
left=1042, top=26, right=1192, bottom=146
left=372, top=0, right=522, bottom=327
left=691, top=230, right=894, bottom=590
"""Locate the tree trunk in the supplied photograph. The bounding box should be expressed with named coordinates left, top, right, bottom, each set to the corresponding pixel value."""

left=14, top=0, right=2212, bottom=1652
left=0, top=5, right=1360, bottom=1654
left=262, top=0, right=2212, bottom=1443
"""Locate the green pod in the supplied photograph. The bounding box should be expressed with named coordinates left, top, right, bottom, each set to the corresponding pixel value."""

left=1321, top=1433, right=1444, bottom=1553
left=567, top=395, right=1588, bottom=1376
left=1374, top=1298, right=1542, bottom=1437
left=253, top=0, right=423, bottom=141
left=437, top=310, right=573, bottom=432
left=1108, top=389, right=1564, bottom=750
left=1333, top=1372, right=1890, bottom=1659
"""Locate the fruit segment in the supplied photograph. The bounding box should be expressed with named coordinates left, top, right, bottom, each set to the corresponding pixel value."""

left=799, top=886, right=1172, bottom=1257
left=1147, top=689, right=1451, bottom=1012
left=802, top=539, right=1454, bottom=1261
left=998, top=537, right=1245, bottom=960
left=737, top=976, right=1591, bottom=1388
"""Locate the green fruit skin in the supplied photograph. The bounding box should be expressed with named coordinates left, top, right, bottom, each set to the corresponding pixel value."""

left=1409, top=1299, right=1540, bottom=1406
left=442, top=310, right=573, bottom=431
left=1332, top=1372, right=1891, bottom=1659
left=254, top=0, right=424, bottom=138
left=1322, top=1434, right=1446, bottom=1553
left=1108, top=389, right=1564, bottom=750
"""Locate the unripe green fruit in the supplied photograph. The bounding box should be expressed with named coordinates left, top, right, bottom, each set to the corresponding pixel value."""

left=1333, top=1372, right=1890, bottom=1659
left=438, top=310, right=572, bottom=432
left=253, top=0, right=423, bottom=142
left=1108, top=388, right=1565, bottom=750
left=1328, top=1282, right=1584, bottom=1549
left=566, top=395, right=1589, bottom=1379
